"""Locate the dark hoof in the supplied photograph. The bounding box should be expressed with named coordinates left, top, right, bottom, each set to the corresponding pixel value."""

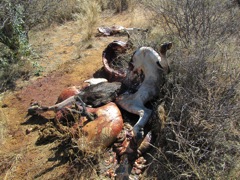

left=27, top=106, right=40, bottom=116
left=133, top=128, right=144, bottom=146
left=27, top=103, right=48, bottom=116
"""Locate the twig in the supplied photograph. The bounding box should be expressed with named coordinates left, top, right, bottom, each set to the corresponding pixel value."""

left=0, top=17, right=9, bottom=30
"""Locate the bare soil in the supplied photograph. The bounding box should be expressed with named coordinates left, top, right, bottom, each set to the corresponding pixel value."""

left=0, top=10, right=149, bottom=179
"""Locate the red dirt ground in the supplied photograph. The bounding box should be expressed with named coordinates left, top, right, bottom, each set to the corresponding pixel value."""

left=0, top=10, right=148, bottom=179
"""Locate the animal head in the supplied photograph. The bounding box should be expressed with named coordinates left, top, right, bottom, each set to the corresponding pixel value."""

left=130, top=45, right=171, bottom=74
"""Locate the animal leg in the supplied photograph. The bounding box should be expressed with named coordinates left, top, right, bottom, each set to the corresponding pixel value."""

left=116, top=98, right=152, bottom=140
left=28, top=96, right=77, bottom=115
left=132, top=107, right=152, bottom=138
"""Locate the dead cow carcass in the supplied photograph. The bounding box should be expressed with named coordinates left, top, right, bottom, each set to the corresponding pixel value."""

left=116, top=42, right=172, bottom=140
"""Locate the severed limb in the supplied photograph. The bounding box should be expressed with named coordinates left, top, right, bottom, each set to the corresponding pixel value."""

left=28, top=94, right=95, bottom=121
left=28, top=96, right=77, bottom=115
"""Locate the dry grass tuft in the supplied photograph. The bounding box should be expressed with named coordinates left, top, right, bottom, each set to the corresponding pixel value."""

left=100, top=0, right=137, bottom=13
left=25, top=0, right=81, bottom=29
left=0, top=108, right=8, bottom=145
left=74, top=0, right=101, bottom=44
left=33, top=116, right=109, bottom=179
left=1, top=154, right=23, bottom=180
left=62, top=137, right=106, bottom=179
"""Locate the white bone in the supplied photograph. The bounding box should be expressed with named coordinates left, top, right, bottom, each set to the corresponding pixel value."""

left=84, top=78, right=108, bottom=85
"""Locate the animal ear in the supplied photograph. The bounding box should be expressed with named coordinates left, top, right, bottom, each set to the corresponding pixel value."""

left=156, top=61, right=163, bottom=69
left=130, top=50, right=137, bottom=62
left=160, top=42, right=172, bottom=55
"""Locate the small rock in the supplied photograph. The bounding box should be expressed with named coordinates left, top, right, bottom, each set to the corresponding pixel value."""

left=2, top=104, right=8, bottom=108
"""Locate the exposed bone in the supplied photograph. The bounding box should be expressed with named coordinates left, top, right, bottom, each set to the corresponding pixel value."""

left=84, top=78, right=107, bottom=85
left=102, top=40, right=129, bottom=82
left=28, top=96, right=76, bottom=115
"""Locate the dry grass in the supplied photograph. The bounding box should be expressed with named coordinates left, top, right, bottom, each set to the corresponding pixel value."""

left=24, top=0, right=138, bottom=29
left=32, top=118, right=110, bottom=179
left=1, top=154, right=23, bottom=180
left=17, top=1, right=240, bottom=178
left=140, top=0, right=240, bottom=179
left=100, top=0, right=137, bottom=13
left=0, top=1, right=139, bottom=179
left=0, top=108, right=7, bottom=145
left=25, top=0, right=80, bottom=29
left=6, top=0, right=240, bottom=179
left=62, top=136, right=107, bottom=179
left=73, top=0, right=101, bottom=43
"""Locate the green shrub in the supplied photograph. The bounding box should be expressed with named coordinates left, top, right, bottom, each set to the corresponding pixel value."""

left=0, top=1, right=34, bottom=92
left=0, top=2, right=30, bottom=56
left=0, top=0, right=80, bottom=92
